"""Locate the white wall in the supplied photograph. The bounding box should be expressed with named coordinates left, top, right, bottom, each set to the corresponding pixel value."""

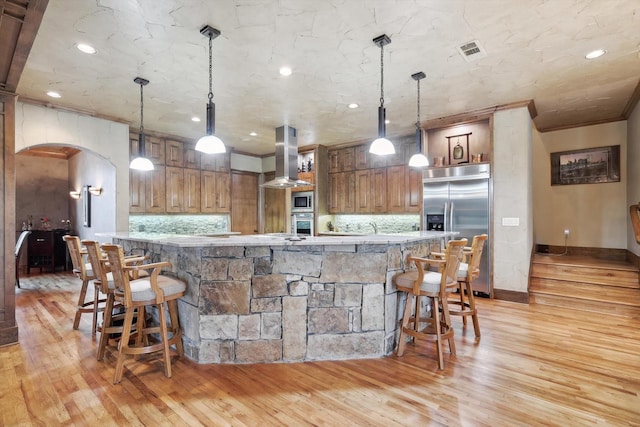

left=68, top=151, right=117, bottom=242
left=15, top=103, right=130, bottom=232
left=533, top=121, right=627, bottom=248
left=628, top=103, right=640, bottom=256
left=492, top=107, right=533, bottom=293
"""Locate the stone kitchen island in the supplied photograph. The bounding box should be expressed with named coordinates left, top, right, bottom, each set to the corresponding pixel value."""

left=106, top=232, right=453, bottom=364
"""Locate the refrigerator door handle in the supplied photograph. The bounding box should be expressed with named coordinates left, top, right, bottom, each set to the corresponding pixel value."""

left=450, top=202, right=455, bottom=233
left=443, top=201, right=449, bottom=232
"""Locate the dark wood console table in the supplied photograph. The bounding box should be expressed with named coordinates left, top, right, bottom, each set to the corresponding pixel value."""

left=27, top=229, right=69, bottom=273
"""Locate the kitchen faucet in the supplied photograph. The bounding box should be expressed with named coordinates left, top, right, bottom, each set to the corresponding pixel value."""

left=370, top=222, right=378, bottom=234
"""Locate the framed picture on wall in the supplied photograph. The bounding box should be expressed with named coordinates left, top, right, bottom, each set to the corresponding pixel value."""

left=550, top=145, right=620, bottom=186
left=83, top=185, right=91, bottom=227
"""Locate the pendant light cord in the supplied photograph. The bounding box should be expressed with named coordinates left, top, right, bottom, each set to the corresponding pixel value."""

left=208, top=34, right=213, bottom=101
left=379, top=44, right=384, bottom=107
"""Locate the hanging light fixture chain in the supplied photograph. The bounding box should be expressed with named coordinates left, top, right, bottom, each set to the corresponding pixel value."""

left=208, top=35, right=213, bottom=101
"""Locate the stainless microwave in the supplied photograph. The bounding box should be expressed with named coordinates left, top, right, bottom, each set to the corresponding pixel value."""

left=292, top=191, right=313, bottom=212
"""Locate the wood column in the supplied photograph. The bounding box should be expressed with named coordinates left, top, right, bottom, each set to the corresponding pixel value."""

left=0, top=92, right=18, bottom=346
left=0, top=0, right=49, bottom=345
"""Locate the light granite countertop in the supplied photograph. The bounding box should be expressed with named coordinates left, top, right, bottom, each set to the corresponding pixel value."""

left=101, top=231, right=457, bottom=247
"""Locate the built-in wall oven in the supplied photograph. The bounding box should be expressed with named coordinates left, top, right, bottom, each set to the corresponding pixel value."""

left=292, top=213, right=314, bottom=236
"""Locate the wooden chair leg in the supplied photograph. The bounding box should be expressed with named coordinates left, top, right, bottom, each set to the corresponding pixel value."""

left=73, top=279, right=90, bottom=330
left=433, top=296, right=444, bottom=370
left=158, top=303, right=172, bottom=378
left=92, top=283, right=100, bottom=335
left=441, top=297, right=456, bottom=356
left=466, top=282, right=481, bottom=338
left=167, top=299, right=184, bottom=356
left=396, top=293, right=414, bottom=356
left=97, top=294, right=114, bottom=361
left=113, top=308, right=136, bottom=384
left=458, top=282, right=468, bottom=326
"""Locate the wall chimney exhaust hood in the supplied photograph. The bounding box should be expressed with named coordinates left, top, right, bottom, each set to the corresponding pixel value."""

left=261, top=125, right=314, bottom=189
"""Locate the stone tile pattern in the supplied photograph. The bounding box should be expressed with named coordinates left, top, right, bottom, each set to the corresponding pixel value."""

left=114, top=237, right=436, bottom=364
left=129, top=214, right=229, bottom=234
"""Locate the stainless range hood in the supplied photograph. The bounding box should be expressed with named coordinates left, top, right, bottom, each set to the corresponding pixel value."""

left=261, top=125, right=314, bottom=189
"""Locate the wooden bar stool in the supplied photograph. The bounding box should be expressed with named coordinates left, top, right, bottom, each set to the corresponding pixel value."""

left=447, top=234, right=488, bottom=338
left=63, top=235, right=103, bottom=334
left=395, top=238, right=467, bottom=370
left=82, top=240, right=148, bottom=361
left=102, top=243, right=186, bottom=384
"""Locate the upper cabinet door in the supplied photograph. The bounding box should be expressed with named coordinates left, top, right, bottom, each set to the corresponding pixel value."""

left=165, top=139, right=184, bottom=167
left=165, top=166, right=184, bottom=213
left=184, top=143, right=201, bottom=169
left=145, top=136, right=165, bottom=165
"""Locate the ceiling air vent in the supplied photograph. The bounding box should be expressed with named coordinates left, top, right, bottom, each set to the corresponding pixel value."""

left=457, top=40, right=487, bottom=62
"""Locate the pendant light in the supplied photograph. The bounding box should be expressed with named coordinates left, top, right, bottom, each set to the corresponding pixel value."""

left=195, top=25, right=226, bottom=154
left=408, top=71, right=429, bottom=168
left=369, top=34, right=395, bottom=156
left=129, top=77, right=154, bottom=171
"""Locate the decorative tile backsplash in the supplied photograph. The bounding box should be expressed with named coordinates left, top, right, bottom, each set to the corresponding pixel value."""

left=129, top=215, right=229, bottom=235
left=328, top=214, right=421, bottom=234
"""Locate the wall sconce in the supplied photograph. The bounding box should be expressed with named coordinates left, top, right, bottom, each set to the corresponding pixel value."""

left=69, top=190, right=81, bottom=199
left=88, top=186, right=102, bottom=196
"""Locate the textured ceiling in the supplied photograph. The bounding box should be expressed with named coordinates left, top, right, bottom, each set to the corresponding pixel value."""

left=16, top=0, right=640, bottom=156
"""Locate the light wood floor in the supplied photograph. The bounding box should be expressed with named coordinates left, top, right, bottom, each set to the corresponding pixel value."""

left=2, top=272, right=640, bottom=426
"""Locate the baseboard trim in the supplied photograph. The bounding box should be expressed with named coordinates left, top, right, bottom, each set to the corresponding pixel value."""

left=0, top=325, right=19, bottom=347
left=493, top=289, right=529, bottom=304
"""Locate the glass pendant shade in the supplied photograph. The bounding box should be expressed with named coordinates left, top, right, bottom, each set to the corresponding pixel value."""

left=129, top=156, right=154, bottom=171
left=370, top=137, right=396, bottom=155
left=408, top=153, right=429, bottom=167
left=196, top=135, right=225, bottom=154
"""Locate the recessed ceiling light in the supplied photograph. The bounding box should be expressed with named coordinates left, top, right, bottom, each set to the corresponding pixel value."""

left=279, top=66, right=292, bottom=76
left=46, top=91, right=61, bottom=98
left=191, top=116, right=201, bottom=122
left=76, top=43, right=96, bottom=54
left=249, top=132, right=257, bottom=136
left=385, top=119, right=390, bottom=124
left=348, top=103, right=359, bottom=109
left=585, top=49, right=606, bottom=59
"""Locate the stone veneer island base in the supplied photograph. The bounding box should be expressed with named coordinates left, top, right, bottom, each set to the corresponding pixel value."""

left=108, top=232, right=452, bottom=364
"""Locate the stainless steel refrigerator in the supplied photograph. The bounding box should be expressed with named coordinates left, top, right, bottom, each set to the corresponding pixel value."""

left=422, top=163, right=491, bottom=295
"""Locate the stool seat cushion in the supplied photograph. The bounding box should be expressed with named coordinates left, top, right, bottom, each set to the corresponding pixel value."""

left=456, top=262, right=469, bottom=280
left=128, top=275, right=186, bottom=302
left=395, top=271, right=442, bottom=293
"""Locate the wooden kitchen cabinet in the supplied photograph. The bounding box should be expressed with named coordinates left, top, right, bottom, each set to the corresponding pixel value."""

left=355, top=144, right=386, bottom=169
left=184, top=169, right=201, bottom=212
left=371, top=168, right=387, bottom=213
left=166, top=166, right=184, bottom=213
left=165, top=139, right=184, bottom=167
left=145, top=166, right=166, bottom=213
left=292, top=171, right=314, bottom=193
left=355, top=170, right=372, bottom=213
left=328, top=147, right=355, bottom=173
left=405, top=167, right=422, bottom=212
left=129, top=169, right=146, bottom=213
left=328, top=171, right=355, bottom=213
left=146, top=136, right=165, bottom=165
left=201, top=152, right=230, bottom=173
left=201, top=171, right=231, bottom=213
left=386, top=165, right=405, bottom=212
left=27, top=230, right=67, bottom=273
left=184, top=144, right=201, bottom=169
